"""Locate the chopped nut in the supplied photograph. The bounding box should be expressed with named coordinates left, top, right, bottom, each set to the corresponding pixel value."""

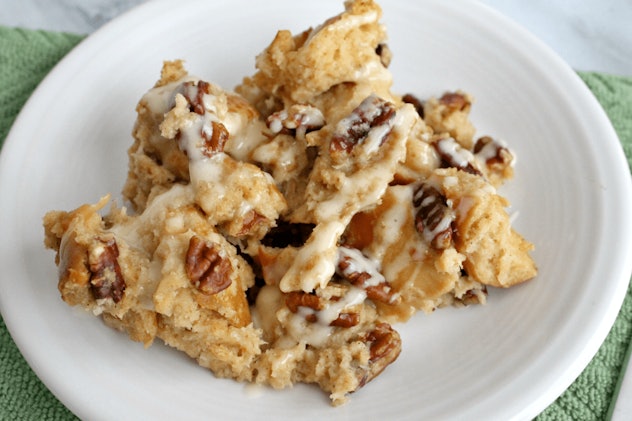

left=329, top=95, right=396, bottom=158
left=266, top=104, right=325, bottom=140
left=402, top=93, right=424, bottom=118
left=412, top=182, right=455, bottom=249
left=439, top=92, right=470, bottom=112
left=434, top=137, right=481, bottom=176
left=285, top=291, right=323, bottom=313
left=330, top=312, right=360, bottom=328
left=367, top=322, right=401, bottom=363
left=182, top=80, right=211, bottom=115
left=201, top=121, right=229, bottom=157
left=89, top=238, right=126, bottom=303
left=375, top=43, right=392, bottom=67
left=185, top=235, right=233, bottom=295
left=235, top=210, right=266, bottom=236
left=336, top=246, right=398, bottom=304
left=365, top=284, right=397, bottom=304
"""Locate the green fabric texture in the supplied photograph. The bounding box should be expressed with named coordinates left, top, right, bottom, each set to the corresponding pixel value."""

left=0, top=26, right=631, bottom=420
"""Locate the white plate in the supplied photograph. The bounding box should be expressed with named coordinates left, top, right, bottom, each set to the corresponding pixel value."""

left=1, top=1, right=631, bottom=420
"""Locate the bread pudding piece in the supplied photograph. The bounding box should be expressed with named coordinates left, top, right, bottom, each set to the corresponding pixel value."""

left=43, top=0, right=537, bottom=407
left=43, top=191, right=262, bottom=380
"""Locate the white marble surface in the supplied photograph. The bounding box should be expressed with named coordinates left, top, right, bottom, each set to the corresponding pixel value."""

left=0, top=0, right=630, bottom=76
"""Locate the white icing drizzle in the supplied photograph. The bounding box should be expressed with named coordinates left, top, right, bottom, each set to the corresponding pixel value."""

left=279, top=220, right=346, bottom=293
left=189, top=153, right=228, bottom=198
left=337, top=246, right=385, bottom=287
left=332, top=94, right=395, bottom=158
left=140, top=76, right=197, bottom=115
left=367, top=186, right=415, bottom=263
left=287, top=286, right=367, bottom=347
left=436, top=137, right=475, bottom=169
left=316, top=105, right=413, bottom=223
left=267, top=104, right=325, bottom=141
left=224, top=118, right=267, bottom=162
left=352, top=59, right=392, bottom=86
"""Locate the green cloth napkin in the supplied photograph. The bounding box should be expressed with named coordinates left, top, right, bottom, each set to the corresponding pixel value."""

left=1, top=26, right=631, bottom=420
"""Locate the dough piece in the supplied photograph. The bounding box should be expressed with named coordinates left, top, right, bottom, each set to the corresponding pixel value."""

left=436, top=168, right=538, bottom=287
left=278, top=96, right=416, bottom=293
left=125, top=61, right=286, bottom=239
left=252, top=253, right=401, bottom=406
left=43, top=190, right=262, bottom=380
left=238, top=0, right=391, bottom=107
left=343, top=185, right=487, bottom=322
left=423, top=91, right=476, bottom=149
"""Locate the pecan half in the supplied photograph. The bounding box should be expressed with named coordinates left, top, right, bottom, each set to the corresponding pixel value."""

left=285, top=291, right=323, bottom=313
left=200, top=121, right=229, bottom=157
left=329, top=95, right=396, bottom=157
left=358, top=322, right=402, bottom=387
left=412, top=182, right=455, bottom=249
left=89, top=238, right=126, bottom=303
left=185, top=235, right=232, bottom=295
left=434, top=137, right=481, bottom=176
left=367, top=322, right=401, bottom=363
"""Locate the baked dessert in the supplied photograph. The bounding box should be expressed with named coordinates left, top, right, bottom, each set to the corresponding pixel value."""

left=43, top=0, right=536, bottom=406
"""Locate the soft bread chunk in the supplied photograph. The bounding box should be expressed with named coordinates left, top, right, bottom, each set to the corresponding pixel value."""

left=241, top=0, right=390, bottom=105
left=43, top=191, right=261, bottom=377
left=436, top=168, right=537, bottom=287
left=343, top=186, right=487, bottom=322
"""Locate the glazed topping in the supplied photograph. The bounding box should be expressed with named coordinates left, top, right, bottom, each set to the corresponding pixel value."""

left=402, top=93, right=424, bottom=118
left=412, top=182, right=455, bottom=249
left=267, top=104, right=325, bottom=141
left=285, top=286, right=367, bottom=347
left=336, top=246, right=398, bottom=304
left=329, top=94, right=396, bottom=160
left=174, top=80, right=229, bottom=159
left=149, top=78, right=278, bottom=227
left=434, top=137, right=481, bottom=176
left=280, top=221, right=347, bottom=293
left=182, top=80, right=212, bottom=115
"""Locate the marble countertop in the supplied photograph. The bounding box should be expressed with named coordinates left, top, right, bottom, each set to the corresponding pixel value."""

left=0, top=0, right=630, bottom=76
